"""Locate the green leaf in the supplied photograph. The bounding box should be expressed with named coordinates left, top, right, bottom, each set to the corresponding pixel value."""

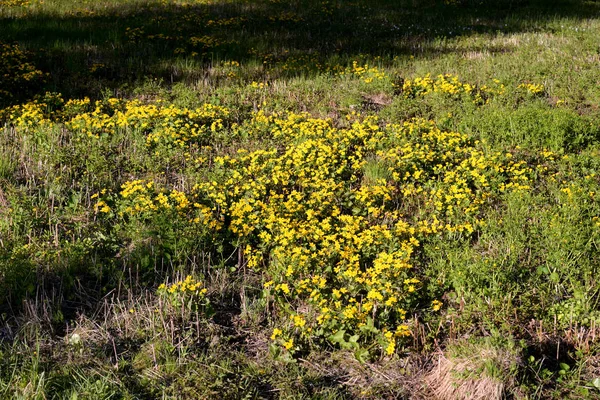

left=268, top=342, right=280, bottom=359
left=359, top=317, right=379, bottom=334
left=329, top=330, right=346, bottom=344
left=354, top=348, right=370, bottom=364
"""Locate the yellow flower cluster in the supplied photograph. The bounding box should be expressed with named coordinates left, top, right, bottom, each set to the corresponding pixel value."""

left=158, top=275, right=209, bottom=310
left=250, top=81, right=268, bottom=89
left=119, top=180, right=186, bottom=213
left=89, top=63, right=105, bottom=73
left=158, top=275, right=207, bottom=296
left=0, top=92, right=66, bottom=127
left=400, top=74, right=505, bottom=104
left=187, top=112, right=535, bottom=354
left=518, top=82, right=545, bottom=95
left=341, top=60, right=387, bottom=83
left=5, top=92, right=555, bottom=356
left=206, top=17, right=247, bottom=27
left=94, top=179, right=222, bottom=230
left=378, top=119, right=532, bottom=231
left=1, top=100, right=49, bottom=128
left=383, top=325, right=411, bottom=355
left=63, top=98, right=229, bottom=146
left=189, top=35, right=222, bottom=49
left=93, top=199, right=111, bottom=213
left=0, top=0, right=30, bottom=7
left=222, top=60, right=240, bottom=67
left=0, top=41, right=47, bottom=102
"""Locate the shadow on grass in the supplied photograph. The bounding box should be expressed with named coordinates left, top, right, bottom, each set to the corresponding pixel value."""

left=0, top=0, right=599, bottom=102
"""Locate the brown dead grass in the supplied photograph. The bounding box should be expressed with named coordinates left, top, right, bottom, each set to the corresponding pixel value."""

left=423, top=342, right=520, bottom=400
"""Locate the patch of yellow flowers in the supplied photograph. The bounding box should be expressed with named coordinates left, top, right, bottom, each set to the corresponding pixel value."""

left=2, top=96, right=229, bottom=149
left=0, top=41, right=47, bottom=103
left=340, top=60, right=387, bottom=83
left=94, top=179, right=222, bottom=230
left=158, top=275, right=209, bottom=310
left=65, top=99, right=229, bottom=145
left=188, top=112, right=534, bottom=356
left=84, top=108, right=540, bottom=356
left=2, top=87, right=551, bottom=356
left=518, top=82, right=545, bottom=96
left=400, top=74, right=506, bottom=104
left=158, top=275, right=207, bottom=296
left=0, top=0, right=31, bottom=6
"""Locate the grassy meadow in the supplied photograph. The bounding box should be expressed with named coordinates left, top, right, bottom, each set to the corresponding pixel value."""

left=2, top=0, right=600, bottom=398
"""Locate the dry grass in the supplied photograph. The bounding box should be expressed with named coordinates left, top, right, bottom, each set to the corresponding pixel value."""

left=423, top=341, right=520, bottom=400
left=463, top=51, right=490, bottom=60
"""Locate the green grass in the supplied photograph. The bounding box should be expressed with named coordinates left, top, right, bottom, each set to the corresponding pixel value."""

left=2, top=0, right=600, bottom=398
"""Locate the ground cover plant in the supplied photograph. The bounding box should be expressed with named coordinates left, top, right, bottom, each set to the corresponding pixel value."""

left=2, top=0, right=600, bottom=398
